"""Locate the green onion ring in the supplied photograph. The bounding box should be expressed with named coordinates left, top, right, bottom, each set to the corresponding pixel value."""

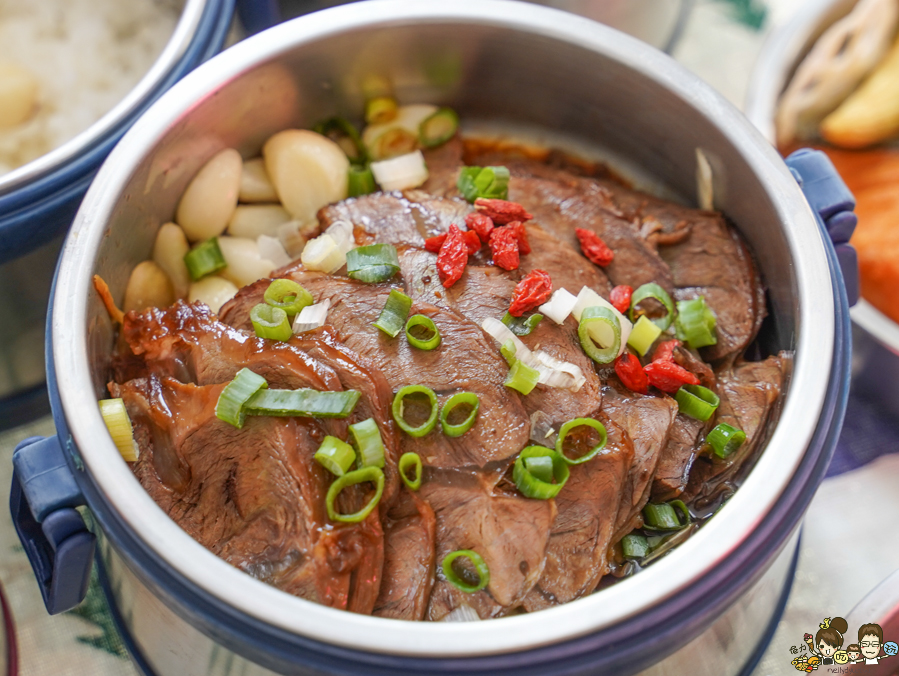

left=399, top=452, right=423, bottom=491
left=440, top=392, right=479, bottom=437
left=668, top=499, right=691, bottom=526
left=391, top=385, right=438, bottom=437
left=374, top=289, right=413, bottom=338
left=642, top=502, right=683, bottom=530
left=502, top=312, right=543, bottom=336
left=263, top=279, right=313, bottom=317
left=348, top=165, right=376, bottom=197
left=504, top=359, right=540, bottom=395
left=442, top=549, right=490, bottom=593
left=215, top=368, right=268, bottom=428
left=326, top=466, right=385, bottom=523
left=405, top=314, right=441, bottom=350
left=523, top=455, right=554, bottom=484
left=621, top=533, right=650, bottom=560
left=419, top=107, right=460, bottom=148
left=626, top=315, right=662, bottom=357
left=512, top=446, right=570, bottom=500
left=348, top=418, right=386, bottom=468
left=245, top=388, right=360, bottom=418
left=314, top=436, right=356, bottom=476
left=348, top=264, right=399, bottom=283
left=578, top=305, right=621, bottom=364
left=250, top=303, right=293, bottom=341
left=674, top=384, right=720, bottom=421
left=555, top=418, right=608, bottom=465
left=629, top=283, right=675, bottom=331
left=675, top=297, right=718, bottom=349
left=707, top=422, right=746, bottom=459
left=183, top=237, right=226, bottom=281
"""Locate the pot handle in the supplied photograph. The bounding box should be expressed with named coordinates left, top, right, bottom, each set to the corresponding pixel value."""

left=785, top=148, right=859, bottom=306
left=9, top=435, right=95, bottom=615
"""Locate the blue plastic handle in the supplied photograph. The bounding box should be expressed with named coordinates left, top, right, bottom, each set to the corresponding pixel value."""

left=785, top=148, right=859, bottom=306
left=10, top=436, right=95, bottom=614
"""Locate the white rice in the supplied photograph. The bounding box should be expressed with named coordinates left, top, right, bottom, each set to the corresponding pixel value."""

left=0, top=0, right=180, bottom=175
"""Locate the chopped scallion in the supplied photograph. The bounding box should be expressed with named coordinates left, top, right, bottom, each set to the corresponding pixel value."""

left=99, top=398, right=139, bottom=461
left=405, top=314, right=441, bottom=350
left=263, top=279, right=313, bottom=317
left=502, top=312, right=543, bottom=336
left=245, top=388, right=360, bottom=418
left=419, top=107, right=459, bottom=148
left=365, top=96, right=398, bottom=125
left=504, top=359, right=540, bottom=395
left=314, top=436, right=356, bottom=476
left=313, top=117, right=366, bottom=164
left=348, top=165, right=376, bottom=197
left=621, top=533, right=650, bottom=560
left=643, top=502, right=687, bottom=530
left=707, top=422, right=746, bottom=459
left=578, top=305, right=621, bottom=364
left=627, top=315, right=662, bottom=356
left=348, top=418, right=386, bottom=468
left=326, top=466, right=384, bottom=523
left=374, top=289, right=413, bottom=337
left=675, top=297, right=718, bottom=349
left=555, top=418, right=607, bottom=465
left=440, top=392, right=479, bottom=437
left=392, top=385, right=438, bottom=437
left=457, top=166, right=509, bottom=203
left=399, top=452, right=423, bottom=491
left=512, top=446, right=570, bottom=499
left=523, top=455, right=554, bottom=484
left=184, top=237, right=226, bottom=281
left=215, top=368, right=268, bottom=428
left=346, top=243, right=400, bottom=283
left=629, top=283, right=675, bottom=331
left=250, top=303, right=292, bottom=341
left=674, top=384, right=720, bottom=421
left=442, top=549, right=490, bottom=593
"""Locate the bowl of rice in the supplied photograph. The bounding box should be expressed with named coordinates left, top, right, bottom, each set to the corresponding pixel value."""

left=0, top=0, right=236, bottom=426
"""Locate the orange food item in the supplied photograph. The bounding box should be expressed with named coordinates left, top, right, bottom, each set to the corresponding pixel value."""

left=816, top=145, right=899, bottom=324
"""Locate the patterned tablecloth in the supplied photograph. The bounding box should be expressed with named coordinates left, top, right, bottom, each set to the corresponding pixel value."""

left=2, top=2, right=898, bottom=675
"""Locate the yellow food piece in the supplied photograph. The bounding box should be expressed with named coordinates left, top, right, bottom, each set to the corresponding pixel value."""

left=123, top=260, right=175, bottom=313
left=820, top=34, right=899, bottom=148
left=0, top=61, right=38, bottom=128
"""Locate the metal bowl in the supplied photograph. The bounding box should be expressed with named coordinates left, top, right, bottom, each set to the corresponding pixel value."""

left=35, top=2, right=850, bottom=674
left=744, top=0, right=899, bottom=417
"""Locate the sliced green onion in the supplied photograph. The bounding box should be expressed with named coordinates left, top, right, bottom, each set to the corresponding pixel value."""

left=442, top=549, right=490, bottom=593
left=668, top=499, right=691, bottom=526
left=555, top=417, right=608, bottom=465
left=314, top=436, right=356, bottom=476
left=346, top=243, right=400, bottom=283
left=500, top=339, right=517, bottom=366
left=504, top=359, right=540, bottom=395
left=629, top=283, right=675, bottom=331
left=675, top=297, right=718, bottom=349
left=250, top=303, right=292, bottom=341
left=502, top=312, right=543, bottom=336
left=245, top=388, right=361, bottom=418
left=263, top=279, right=313, bottom=317
left=707, top=422, right=746, bottom=459
left=523, top=456, right=554, bottom=484
left=367, top=127, right=418, bottom=161
left=621, top=533, right=650, bottom=560
left=440, top=392, right=479, bottom=437
left=578, top=305, right=621, bottom=364
left=399, top=452, right=423, bottom=490
left=627, top=315, right=662, bottom=357
left=348, top=165, right=376, bottom=197
left=419, top=107, right=459, bottom=147
left=326, top=466, right=384, bottom=523
left=457, top=166, right=510, bottom=203
left=392, top=385, right=438, bottom=437
left=374, top=289, right=413, bottom=337
left=348, top=418, right=385, bottom=468
left=643, top=502, right=685, bottom=530
left=99, top=398, right=139, bottom=461
left=215, top=368, right=268, bottom=428
left=365, top=96, right=398, bottom=125
left=313, top=117, right=366, bottom=164
left=184, top=237, right=226, bottom=281
left=405, top=314, right=441, bottom=350
left=674, top=384, right=720, bottom=421
left=512, top=446, right=570, bottom=499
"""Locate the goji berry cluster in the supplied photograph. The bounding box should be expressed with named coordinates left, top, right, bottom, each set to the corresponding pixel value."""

left=575, top=228, right=614, bottom=267
left=616, top=337, right=701, bottom=396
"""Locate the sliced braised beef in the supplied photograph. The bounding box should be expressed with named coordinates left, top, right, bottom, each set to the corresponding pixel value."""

left=522, top=415, right=632, bottom=611
left=684, top=354, right=788, bottom=503
left=112, top=374, right=384, bottom=614
left=651, top=416, right=707, bottom=502
left=373, top=490, right=436, bottom=621
left=420, top=135, right=464, bottom=196
left=422, top=471, right=555, bottom=620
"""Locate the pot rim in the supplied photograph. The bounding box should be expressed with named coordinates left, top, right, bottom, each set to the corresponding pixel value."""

left=53, top=0, right=836, bottom=658
left=0, top=0, right=209, bottom=198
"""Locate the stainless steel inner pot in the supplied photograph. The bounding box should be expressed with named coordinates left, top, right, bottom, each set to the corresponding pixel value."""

left=50, top=0, right=837, bottom=666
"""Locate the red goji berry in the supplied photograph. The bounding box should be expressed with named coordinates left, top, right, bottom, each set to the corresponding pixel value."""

left=652, top=339, right=681, bottom=363
left=609, top=285, right=633, bottom=314
left=643, top=360, right=700, bottom=394
left=474, top=198, right=533, bottom=225
left=463, top=229, right=481, bottom=255
left=489, top=226, right=520, bottom=271
left=465, top=212, right=494, bottom=243
left=436, top=224, right=468, bottom=288
left=615, top=352, right=649, bottom=395
left=575, top=228, right=614, bottom=267
left=424, top=233, right=447, bottom=253
left=506, top=220, right=531, bottom=255
left=509, top=269, right=552, bottom=317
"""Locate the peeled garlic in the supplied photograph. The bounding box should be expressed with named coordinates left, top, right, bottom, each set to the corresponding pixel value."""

left=176, top=148, right=242, bottom=242
left=216, top=235, right=276, bottom=288
left=123, top=260, right=175, bottom=313
left=152, top=222, right=191, bottom=299
left=239, top=157, right=279, bottom=203
left=189, top=276, right=238, bottom=314
left=228, top=204, right=291, bottom=239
